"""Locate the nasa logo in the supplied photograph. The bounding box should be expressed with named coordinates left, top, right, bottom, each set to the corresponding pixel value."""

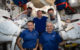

left=52, top=35, right=55, bottom=37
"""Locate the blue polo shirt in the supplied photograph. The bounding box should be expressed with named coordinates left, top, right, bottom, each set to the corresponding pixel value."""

left=33, top=16, right=48, bottom=33
left=39, top=31, right=62, bottom=50
left=20, top=29, right=38, bottom=48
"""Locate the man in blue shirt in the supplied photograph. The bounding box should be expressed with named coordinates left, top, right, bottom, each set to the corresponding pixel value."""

left=33, top=10, right=48, bottom=35
left=39, top=22, right=63, bottom=50
left=17, top=21, right=38, bottom=50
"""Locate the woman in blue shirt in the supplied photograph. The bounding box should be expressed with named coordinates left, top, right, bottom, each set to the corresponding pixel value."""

left=17, top=21, right=39, bottom=50
left=39, top=22, right=63, bottom=50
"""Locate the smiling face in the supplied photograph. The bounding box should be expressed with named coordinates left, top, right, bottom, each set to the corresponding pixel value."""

left=46, top=22, right=53, bottom=33
left=27, top=21, right=34, bottom=31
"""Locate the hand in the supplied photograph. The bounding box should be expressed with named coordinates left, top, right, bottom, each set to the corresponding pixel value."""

left=33, top=48, right=37, bottom=50
left=20, top=48, right=24, bottom=50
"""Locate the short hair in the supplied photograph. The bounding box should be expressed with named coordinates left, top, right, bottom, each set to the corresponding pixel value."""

left=27, top=21, right=34, bottom=24
left=46, top=21, right=53, bottom=25
left=46, top=21, right=54, bottom=27
left=48, top=8, right=54, bottom=12
left=37, top=10, right=42, bottom=13
left=27, top=7, right=32, bottom=10
left=42, top=11, right=46, bottom=14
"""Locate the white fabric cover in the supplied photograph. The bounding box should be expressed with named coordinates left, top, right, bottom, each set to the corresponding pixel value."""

left=61, top=20, right=80, bottom=40
left=0, top=20, right=19, bottom=35
left=69, top=0, right=80, bottom=7
left=72, top=14, right=80, bottom=20
left=0, top=34, right=13, bottom=42
left=66, top=24, right=79, bottom=39
left=0, top=9, right=10, bottom=18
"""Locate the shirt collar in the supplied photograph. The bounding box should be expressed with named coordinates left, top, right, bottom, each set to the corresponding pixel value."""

left=37, top=16, right=44, bottom=19
left=27, top=29, right=35, bottom=32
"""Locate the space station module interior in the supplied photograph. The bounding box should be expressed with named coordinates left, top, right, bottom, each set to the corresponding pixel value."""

left=0, top=0, right=80, bottom=50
